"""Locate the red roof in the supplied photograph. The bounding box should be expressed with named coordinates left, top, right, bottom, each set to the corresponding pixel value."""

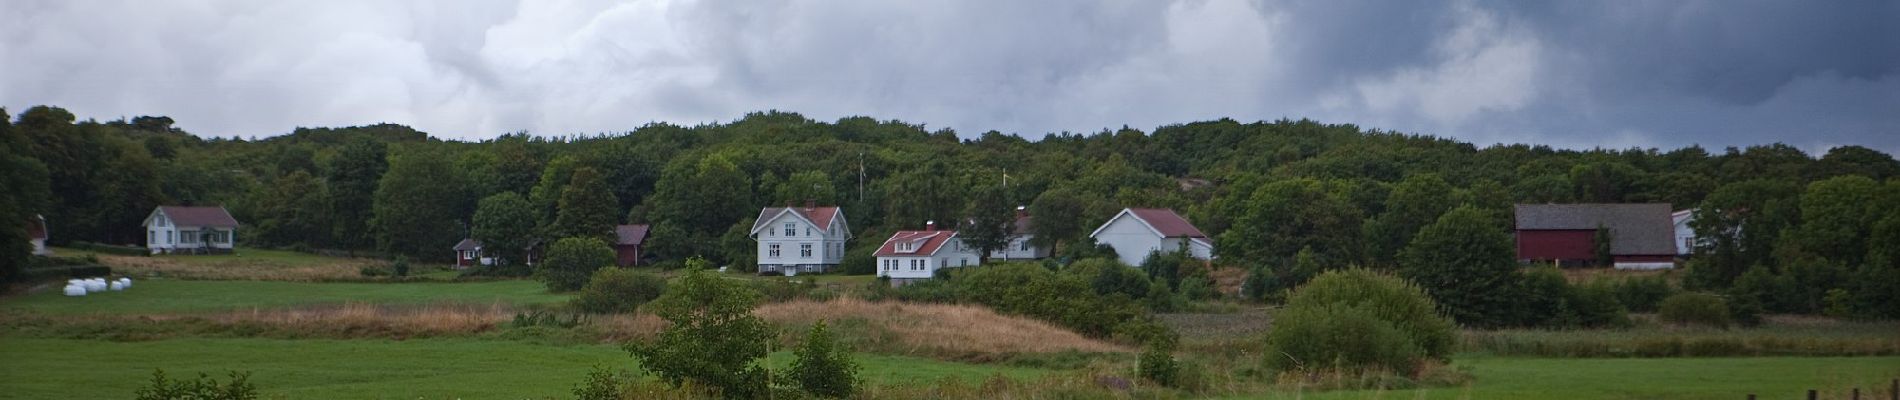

left=873, top=230, right=959, bottom=257
left=157, top=206, right=240, bottom=228
left=1126, top=208, right=1206, bottom=238
left=615, top=224, right=649, bottom=246
left=750, top=206, right=843, bottom=233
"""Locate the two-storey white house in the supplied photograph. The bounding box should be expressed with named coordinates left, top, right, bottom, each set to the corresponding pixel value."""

left=143, top=206, right=240, bottom=255
left=1090, top=208, right=1214, bottom=267
left=989, top=206, right=1051, bottom=260
left=875, top=222, right=983, bottom=285
left=749, top=204, right=850, bottom=275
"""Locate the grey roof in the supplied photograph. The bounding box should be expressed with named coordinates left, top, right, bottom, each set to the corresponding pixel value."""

left=1515, top=203, right=1675, bottom=255
left=453, top=238, right=482, bottom=251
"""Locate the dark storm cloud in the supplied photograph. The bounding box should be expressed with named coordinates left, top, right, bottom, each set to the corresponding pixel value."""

left=1, top=0, right=1892, bottom=153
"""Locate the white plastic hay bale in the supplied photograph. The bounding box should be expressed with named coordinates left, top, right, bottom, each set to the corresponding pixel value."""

left=109, top=280, right=126, bottom=291
left=118, top=277, right=132, bottom=289
left=63, top=284, right=87, bottom=296
left=86, top=278, right=107, bottom=292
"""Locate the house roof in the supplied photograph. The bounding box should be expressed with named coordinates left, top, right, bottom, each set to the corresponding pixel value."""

left=615, top=224, right=650, bottom=246
left=156, top=206, right=240, bottom=228
left=873, top=230, right=959, bottom=257
left=749, top=206, right=844, bottom=234
left=453, top=238, right=482, bottom=251
left=1090, top=208, right=1208, bottom=239
left=1514, top=203, right=1675, bottom=256
left=1011, top=214, right=1034, bottom=235
left=26, top=215, right=46, bottom=240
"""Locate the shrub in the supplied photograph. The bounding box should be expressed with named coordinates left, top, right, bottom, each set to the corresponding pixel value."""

left=1178, top=275, right=1216, bottom=300
left=1241, top=264, right=1279, bottom=303
left=573, top=268, right=667, bottom=313
left=782, top=321, right=860, bottom=398
left=628, top=258, right=773, bottom=399
left=572, top=366, right=622, bottom=400
left=358, top=266, right=389, bottom=277
left=537, top=237, right=615, bottom=292
left=840, top=245, right=876, bottom=275
left=1399, top=207, right=1522, bottom=328
left=1090, top=263, right=1151, bottom=300
left=1565, top=282, right=1632, bottom=328
left=1283, top=268, right=1456, bottom=359
left=1266, top=302, right=1425, bottom=374
left=1137, top=340, right=1180, bottom=387
left=510, top=310, right=586, bottom=328
left=1609, top=275, right=1674, bottom=312
left=1657, top=293, right=1732, bottom=328
left=391, top=256, right=410, bottom=277
left=133, top=369, right=256, bottom=400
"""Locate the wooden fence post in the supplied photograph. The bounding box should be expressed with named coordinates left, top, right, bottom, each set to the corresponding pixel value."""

left=1853, top=387, right=1860, bottom=400
left=1746, top=395, right=1755, bottom=400
left=1890, top=378, right=1897, bottom=400
left=1810, top=389, right=1818, bottom=400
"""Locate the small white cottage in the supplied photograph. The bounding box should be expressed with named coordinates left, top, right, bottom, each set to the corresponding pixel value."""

left=749, top=202, right=851, bottom=275
left=1672, top=209, right=1696, bottom=256
left=144, top=206, right=239, bottom=255
left=988, top=206, right=1052, bottom=261
left=875, top=221, right=983, bottom=285
left=27, top=214, right=50, bottom=256
left=1089, top=208, right=1214, bottom=267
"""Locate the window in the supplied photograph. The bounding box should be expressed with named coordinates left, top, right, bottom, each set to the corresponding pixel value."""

left=960, top=258, right=969, bottom=266
left=784, top=223, right=796, bottom=237
left=768, top=244, right=781, bottom=257
left=463, top=250, right=475, bottom=259
left=148, top=230, right=155, bottom=244
left=910, top=259, right=923, bottom=271
left=800, top=244, right=813, bottom=258
left=166, top=231, right=173, bottom=244
left=1020, top=240, right=1030, bottom=251
left=806, top=228, right=813, bottom=237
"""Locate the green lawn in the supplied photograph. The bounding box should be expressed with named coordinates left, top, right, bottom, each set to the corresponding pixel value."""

left=1, top=279, right=568, bottom=315
left=0, top=337, right=1052, bottom=399
left=1231, top=356, right=1900, bottom=400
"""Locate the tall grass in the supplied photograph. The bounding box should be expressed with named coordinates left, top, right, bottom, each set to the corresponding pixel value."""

left=754, top=298, right=1129, bottom=360
left=1461, top=316, right=1900, bottom=357
left=91, top=251, right=393, bottom=281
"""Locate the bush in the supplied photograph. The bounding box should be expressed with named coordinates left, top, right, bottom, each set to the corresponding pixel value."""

left=628, top=258, right=773, bottom=399
left=1282, top=268, right=1456, bottom=359
left=1137, top=340, right=1179, bottom=387
left=511, top=310, right=587, bottom=328
left=782, top=321, right=860, bottom=398
left=572, top=366, right=622, bottom=400
left=1658, top=293, right=1732, bottom=328
left=573, top=268, right=667, bottom=313
left=133, top=369, right=256, bottom=400
left=1241, top=265, right=1279, bottom=303
left=1266, top=302, right=1426, bottom=374
left=1565, top=282, right=1632, bottom=328
left=1609, top=275, right=1674, bottom=312
left=391, top=256, right=410, bottom=277
left=537, top=237, right=615, bottom=292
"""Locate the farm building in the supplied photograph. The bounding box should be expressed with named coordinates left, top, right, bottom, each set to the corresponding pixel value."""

left=143, top=206, right=239, bottom=255
left=1672, top=209, right=1698, bottom=256
left=749, top=202, right=850, bottom=275
left=1514, top=203, right=1676, bottom=269
left=452, top=238, right=490, bottom=268
left=1089, top=208, right=1214, bottom=267
left=27, top=214, right=49, bottom=256
left=989, top=206, right=1051, bottom=261
left=613, top=224, right=649, bottom=267
left=874, top=221, right=983, bottom=285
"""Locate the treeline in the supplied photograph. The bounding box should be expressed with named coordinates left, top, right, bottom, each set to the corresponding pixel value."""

left=1, top=105, right=1896, bottom=318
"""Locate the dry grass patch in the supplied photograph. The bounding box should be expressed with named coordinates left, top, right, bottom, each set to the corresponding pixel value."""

left=754, top=298, right=1128, bottom=360
left=94, top=253, right=386, bottom=281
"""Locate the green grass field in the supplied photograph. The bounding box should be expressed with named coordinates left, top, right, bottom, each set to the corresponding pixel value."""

left=1, top=279, right=568, bottom=315
left=1231, top=356, right=1900, bottom=400
left=0, top=337, right=1051, bottom=399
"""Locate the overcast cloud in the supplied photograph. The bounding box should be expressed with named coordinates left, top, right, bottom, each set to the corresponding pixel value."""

left=2, top=0, right=1895, bottom=152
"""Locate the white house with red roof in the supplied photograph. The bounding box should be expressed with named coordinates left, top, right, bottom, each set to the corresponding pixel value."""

left=875, top=221, right=983, bottom=284
left=989, top=206, right=1051, bottom=260
left=749, top=202, right=851, bottom=275
left=27, top=214, right=50, bottom=256
left=1089, top=208, right=1214, bottom=267
left=143, top=206, right=240, bottom=255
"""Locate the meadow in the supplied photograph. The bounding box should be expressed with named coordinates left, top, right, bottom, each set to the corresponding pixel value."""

left=1, top=279, right=567, bottom=315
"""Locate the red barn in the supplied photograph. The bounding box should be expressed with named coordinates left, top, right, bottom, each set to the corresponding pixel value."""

left=1514, top=204, right=1676, bottom=269
left=613, top=224, right=649, bottom=267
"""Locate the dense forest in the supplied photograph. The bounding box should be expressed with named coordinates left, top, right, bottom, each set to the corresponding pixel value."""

left=3, top=104, right=1897, bottom=319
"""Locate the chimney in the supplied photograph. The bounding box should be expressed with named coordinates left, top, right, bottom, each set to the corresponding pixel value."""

left=1015, top=205, right=1028, bottom=219
left=925, top=220, right=937, bottom=231
left=784, top=200, right=793, bottom=208
left=805, top=199, right=816, bottom=209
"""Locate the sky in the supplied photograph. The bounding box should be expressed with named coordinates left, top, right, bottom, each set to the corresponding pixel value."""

left=2, top=0, right=1895, bottom=153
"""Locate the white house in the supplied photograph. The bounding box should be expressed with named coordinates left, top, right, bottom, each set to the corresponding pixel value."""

left=875, top=221, right=983, bottom=284
left=750, top=203, right=851, bottom=275
left=27, top=214, right=49, bottom=256
left=1089, top=208, right=1214, bottom=267
left=143, top=206, right=239, bottom=255
left=989, top=206, right=1052, bottom=261
left=1672, top=209, right=1697, bottom=256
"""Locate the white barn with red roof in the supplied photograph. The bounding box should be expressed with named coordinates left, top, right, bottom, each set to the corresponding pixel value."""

left=874, top=221, right=983, bottom=284
left=1089, top=208, right=1214, bottom=267
left=749, top=202, right=851, bottom=275
left=143, top=206, right=240, bottom=255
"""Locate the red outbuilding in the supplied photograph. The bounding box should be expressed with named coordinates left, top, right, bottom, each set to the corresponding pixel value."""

left=1514, top=203, right=1676, bottom=269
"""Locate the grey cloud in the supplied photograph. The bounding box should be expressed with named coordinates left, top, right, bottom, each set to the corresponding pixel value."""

left=0, top=0, right=1892, bottom=153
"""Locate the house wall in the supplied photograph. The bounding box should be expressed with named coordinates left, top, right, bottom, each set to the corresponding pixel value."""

left=1672, top=215, right=1696, bottom=255
left=1095, top=214, right=1167, bottom=266
left=878, top=239, right=983, bottom=280
left=615, top=245, right=640, bottom=267
left=30, top=238, right=48, bottom=256
left=989, top=235, right=1051, bottom=260
left=1515, top=230, right=1596, bottom=262
left=756, top=212, right=847, bottom=273
left=1614, top=254, right=1676, bottom=270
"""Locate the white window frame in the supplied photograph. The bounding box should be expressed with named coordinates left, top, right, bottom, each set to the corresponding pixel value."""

left=768, top=244, right=781, bottom=258
left=784, top=223, right=796, bottom=237
left=800, top=243, right=813, bottom=258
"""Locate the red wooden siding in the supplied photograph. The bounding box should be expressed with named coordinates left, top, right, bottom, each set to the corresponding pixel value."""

left=1515, top=230, right=1596, bottom=261
left=615, top=245, right=640, bottom=267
